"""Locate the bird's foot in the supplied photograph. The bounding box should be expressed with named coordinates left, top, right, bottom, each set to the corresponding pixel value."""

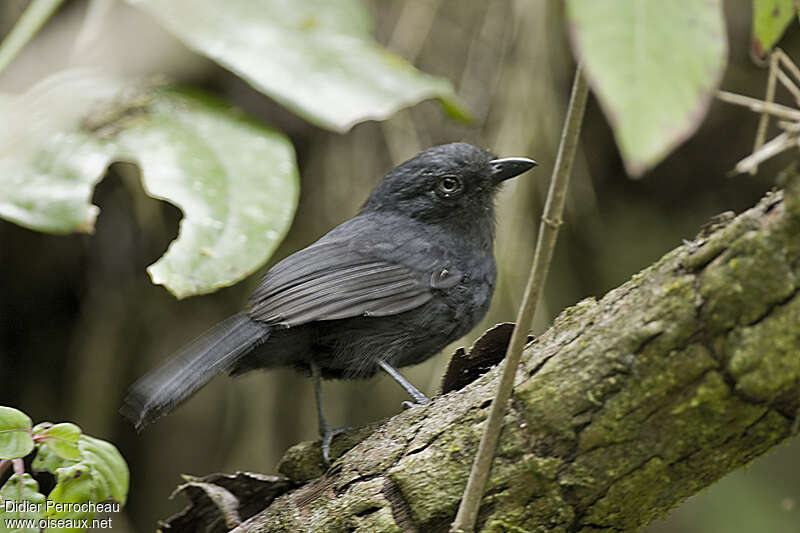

left=320, top=425, right=351, bottom=464
left=402, top=396, right=431, bottom=409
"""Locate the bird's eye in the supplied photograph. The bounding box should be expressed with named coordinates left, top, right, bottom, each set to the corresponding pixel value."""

left=437, top=175, right=462, bottom=197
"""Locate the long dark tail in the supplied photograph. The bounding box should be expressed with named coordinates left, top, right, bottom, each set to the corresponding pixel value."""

left=120, top=312, right=268, bottom=430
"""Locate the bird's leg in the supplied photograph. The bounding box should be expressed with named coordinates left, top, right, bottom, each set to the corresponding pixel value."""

left=311, top=363, right=348, bottom=464
left=377, top=359, right=430, bottom=408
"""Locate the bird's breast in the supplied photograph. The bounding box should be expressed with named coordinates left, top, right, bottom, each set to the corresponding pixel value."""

left=436, top=252, right=496, bottom=333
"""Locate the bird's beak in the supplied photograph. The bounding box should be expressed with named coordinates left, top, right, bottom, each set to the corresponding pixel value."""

left=490, top=157, right=538, bottom=185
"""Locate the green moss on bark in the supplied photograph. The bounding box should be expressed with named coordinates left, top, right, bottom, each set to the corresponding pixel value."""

left=726, top=295, right=800, bottom=402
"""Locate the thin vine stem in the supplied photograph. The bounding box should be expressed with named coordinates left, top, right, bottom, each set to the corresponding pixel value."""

left=0, top=0, right=65, bottom=76
left=450, top=63, right=589, bottom=533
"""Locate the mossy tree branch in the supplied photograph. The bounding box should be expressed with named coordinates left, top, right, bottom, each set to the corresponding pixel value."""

left=165, top=177, right=800, bottom=533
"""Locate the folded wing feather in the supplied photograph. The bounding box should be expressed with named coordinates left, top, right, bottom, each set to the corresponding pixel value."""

left=248, top=240, right=459, bottom=327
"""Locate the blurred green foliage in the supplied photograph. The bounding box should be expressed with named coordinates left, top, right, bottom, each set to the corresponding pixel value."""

left=129, top=0, right=465, bottom=131
left=752, top=0, right=796, bottom=56
left=566, top=0, right=728, bottom=176
left=0, top=76, right=300, bottom=297
left=0, top=0, right=462, bottom=298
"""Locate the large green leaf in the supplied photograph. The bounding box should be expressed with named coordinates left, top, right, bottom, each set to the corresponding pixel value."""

left=0, top=474, right=45, bottom=532
left=126, top=0, right=464, bottom=131
left=0, top=71, right=124, bottom=233
left=115, top=88, right=299, bottom=297
left=0, top=407, right=33, bottom=460
left=0, top=71, right=299, bottom=297
left=566, top=0, right=728, bottom=177
left=752, top=0, right=796, bottom=56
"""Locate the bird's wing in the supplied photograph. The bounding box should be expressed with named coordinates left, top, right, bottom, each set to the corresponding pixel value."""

left=248, top=240, right=460, bottom=327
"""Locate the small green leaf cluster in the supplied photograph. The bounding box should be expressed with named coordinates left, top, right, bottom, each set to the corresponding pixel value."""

left=0, top=406, right=128, bottom=533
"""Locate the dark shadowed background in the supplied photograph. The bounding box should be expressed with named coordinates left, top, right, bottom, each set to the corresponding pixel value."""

left=1, top=0, right=798, bottom=531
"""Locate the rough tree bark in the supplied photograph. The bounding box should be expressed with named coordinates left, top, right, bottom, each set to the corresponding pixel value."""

left=163, top=175, right=800, bottom=533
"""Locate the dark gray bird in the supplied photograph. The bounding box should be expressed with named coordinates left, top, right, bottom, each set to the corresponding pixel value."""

left=121, top=142, right=536, bottom=462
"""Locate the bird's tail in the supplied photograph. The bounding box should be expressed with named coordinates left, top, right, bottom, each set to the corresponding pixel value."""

left=120, top=312, right=268, bottom=430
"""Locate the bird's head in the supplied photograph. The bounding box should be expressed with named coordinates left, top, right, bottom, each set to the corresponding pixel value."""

left=361, top=142, right=537, bottom=223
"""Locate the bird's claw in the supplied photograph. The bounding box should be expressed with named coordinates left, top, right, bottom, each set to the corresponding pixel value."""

left=402, top=397, right=431, bottom=409
left=321, top=425, right=351, bottom=464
